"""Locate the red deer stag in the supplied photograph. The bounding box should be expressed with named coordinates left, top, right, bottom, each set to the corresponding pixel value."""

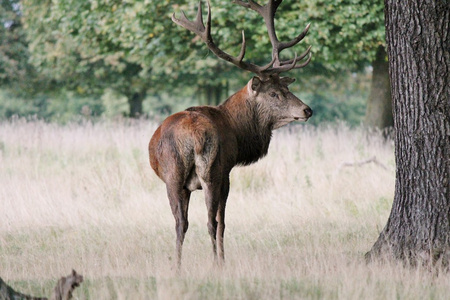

left=149, top=0, right=313, bottom=267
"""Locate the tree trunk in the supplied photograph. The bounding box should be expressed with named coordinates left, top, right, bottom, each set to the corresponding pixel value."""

left=214, top=83, right=222, bottom=106
left=128, top=90, right=146, bottom=118
left=204, top=85, right=213, bottom=106
left=366, top=0, right=450, bottom=266
left=364, top=46, right=393, bottom=129
left=201, top=83, right=225, bottom=106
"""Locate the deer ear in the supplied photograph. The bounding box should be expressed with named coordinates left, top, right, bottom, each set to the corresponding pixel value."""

left=280, top=77, right=295, bottom=86
left=248, top=76, right=262, bottom=95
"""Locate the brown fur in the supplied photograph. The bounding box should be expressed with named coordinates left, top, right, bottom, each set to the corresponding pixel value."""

left=149, top=75, right=312, bottom=267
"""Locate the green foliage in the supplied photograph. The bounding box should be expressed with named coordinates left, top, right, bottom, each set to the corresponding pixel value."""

left=21, top=0, right=181, bottom=94
left=305, top=91, right=367, bottom=126
left=1, top=0, right=384, bottom=121
left=300, top=70, right=370, bottom=126
left=19, top=0, right=384, bottom=91
left=0, top=89, right=103, bottom=123
left=0, top=0, right=38, bottom=93
left=101, top=89, right=129, bottom=118
left=0, top=66, right=369, bottom=126
left=298, top=0, right=385, bottom=71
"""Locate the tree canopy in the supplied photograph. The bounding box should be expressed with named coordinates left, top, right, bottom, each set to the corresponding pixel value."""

left=0, top=0, right=386, bottom=119
left=21, top=0, right=384, bottom=84
left=0, top=0, right=37, bottom=92
left=299, top=0, right=385, bottom=71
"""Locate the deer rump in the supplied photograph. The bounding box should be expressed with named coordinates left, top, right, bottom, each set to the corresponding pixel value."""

left=150, top=107, right=237, bottom=192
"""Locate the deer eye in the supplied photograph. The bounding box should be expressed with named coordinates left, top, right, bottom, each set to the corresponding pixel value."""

left=270, top=92, right=278, bottom=98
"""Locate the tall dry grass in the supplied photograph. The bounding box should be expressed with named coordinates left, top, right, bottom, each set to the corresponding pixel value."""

left=0, top=119, right=448, bottom=299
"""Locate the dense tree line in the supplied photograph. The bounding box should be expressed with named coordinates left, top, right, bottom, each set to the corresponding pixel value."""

left=1, top=0, right=387, bottom=125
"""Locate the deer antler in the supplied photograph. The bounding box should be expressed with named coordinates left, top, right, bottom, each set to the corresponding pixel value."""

left=172, top=0, right=311, bottom=78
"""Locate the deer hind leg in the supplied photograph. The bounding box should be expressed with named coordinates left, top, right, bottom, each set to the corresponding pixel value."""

left=167, top=185, right=191, bottom=268
left=192, top=130, right=223, bottom=263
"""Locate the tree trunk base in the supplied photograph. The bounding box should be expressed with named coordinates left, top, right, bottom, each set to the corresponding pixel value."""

left=365, top=232, right=450, bottom=271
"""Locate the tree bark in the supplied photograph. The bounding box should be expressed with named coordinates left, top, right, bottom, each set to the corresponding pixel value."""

left=366, top=0, right=450, bottom=266
left=364, top=46, right=393, bottom=129
left=201, top=82, right=226, bottom=106
left=128, top=90, right=146, bottom=118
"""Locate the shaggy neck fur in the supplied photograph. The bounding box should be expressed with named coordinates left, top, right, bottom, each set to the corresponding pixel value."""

left=220, top=87, right=273, bottom=166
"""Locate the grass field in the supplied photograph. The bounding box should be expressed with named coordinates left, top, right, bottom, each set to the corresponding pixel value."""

left=0, top=119, right=448, bottom=299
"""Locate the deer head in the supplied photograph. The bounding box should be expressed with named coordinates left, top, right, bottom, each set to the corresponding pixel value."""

left=246, top=75, right=312, bottom=130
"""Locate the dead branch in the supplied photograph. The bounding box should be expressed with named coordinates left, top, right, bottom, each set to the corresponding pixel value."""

left=338, top=156, right=389, bottom=172
left=0, top=277, right=47, bottom=300
left=0, top=270, right=83, bottom=300
left=49, top=270, right=83, bottom=300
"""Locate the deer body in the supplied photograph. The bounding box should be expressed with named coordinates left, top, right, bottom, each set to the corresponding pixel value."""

left=150, top=0, right=313, bottom=267
left=149, top=76, right=312, bottom=266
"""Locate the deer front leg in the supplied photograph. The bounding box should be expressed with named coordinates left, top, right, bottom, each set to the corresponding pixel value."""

left=167, top=185, right=191, bottom=268
left=216, top=177, right=229, bottom=263
left=203, top=179, right=229, bottom=265
left=215, top=202, right=226, bottom=264
left=204, top=184, right=220, bottom=260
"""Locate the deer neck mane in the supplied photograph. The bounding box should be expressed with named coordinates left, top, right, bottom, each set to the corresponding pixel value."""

left=220, top=87, right=273, bottom=166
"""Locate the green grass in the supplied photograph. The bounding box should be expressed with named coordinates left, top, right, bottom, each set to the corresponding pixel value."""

left=0, top=119, right=448, bottom=299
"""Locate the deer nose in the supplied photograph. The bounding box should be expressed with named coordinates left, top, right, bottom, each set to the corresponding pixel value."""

left=304, top=108, right=313, bottom=118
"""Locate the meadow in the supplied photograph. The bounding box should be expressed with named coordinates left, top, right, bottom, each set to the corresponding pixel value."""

left=0, top=119, right=448, bottom=299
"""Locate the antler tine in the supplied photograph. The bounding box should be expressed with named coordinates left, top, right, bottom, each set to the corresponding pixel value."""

left=264, top=52, right=298, bottom=75
left=172, top=3, right=206, bottom=39
left=273, top=0, right=283, bottom=10
left=286, top=52, right=298, bottom=71
left=292, top=52, right=312, bottom=69
left=255, top=55, right=278, bottom=73
left=279, top=51, right=312, bottom=70
left=237, top=31, right=246, bottom=62
left=196, top=0, right=204, bottom=26
left=205, top=0, right=212, bottom=39
left=279, top=23, right=311, bottom=51
left=234, top=0, right=263, bottom=13
left=279, top=45, right=311, bottom=66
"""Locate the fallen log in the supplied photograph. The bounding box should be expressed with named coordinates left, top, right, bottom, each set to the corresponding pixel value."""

left=0, top=270, right=83, bottom=300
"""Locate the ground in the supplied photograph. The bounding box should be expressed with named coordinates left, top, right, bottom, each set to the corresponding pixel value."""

left=0, top=119, right=448, bottom=299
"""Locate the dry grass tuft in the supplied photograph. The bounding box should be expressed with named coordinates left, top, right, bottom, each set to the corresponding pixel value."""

left=1, top=119, right=448, bottom=299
